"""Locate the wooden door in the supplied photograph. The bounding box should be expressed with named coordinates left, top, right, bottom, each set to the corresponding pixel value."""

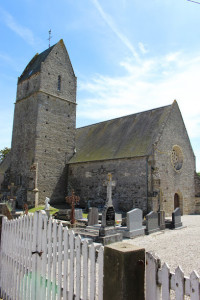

left=174, top=193, right=179, bottom=209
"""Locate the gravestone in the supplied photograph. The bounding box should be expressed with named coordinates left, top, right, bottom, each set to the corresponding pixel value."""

left=98, top=174, right=122, bottom=244
left=117, top=208, right=145, bottom=238
left=75, top=208, right=83, bottom=220
left=158, top=210, right=165, bottom=230
left=172, top=207, right=182, bottom=229
left=88, top=207, right=99, bottom=226
left=145, top=211, right=160, bottom=235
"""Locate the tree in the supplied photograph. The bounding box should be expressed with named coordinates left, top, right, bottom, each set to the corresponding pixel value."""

left=0, top=147, right=11, bottom=163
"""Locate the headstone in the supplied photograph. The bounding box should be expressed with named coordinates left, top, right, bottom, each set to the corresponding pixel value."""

left=145, top=211, right=159, bottom=235
left=158, top=210, right=165, bottom=230
left=75, top=208, right=83, bottom=220
left=117, top=208, right=145, bottom=238
left=98, top=174, right=122, bottom=244
left=88, top=207, right=99, bottom=226
left=127, top=208, right=143, bottom=231
left=172, top=207, right=182, bottom=229
left=101, top=173, right=116, bottom=228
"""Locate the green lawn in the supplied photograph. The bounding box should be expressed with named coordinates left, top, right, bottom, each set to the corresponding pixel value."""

left=28, top=206, right=59, bottom=215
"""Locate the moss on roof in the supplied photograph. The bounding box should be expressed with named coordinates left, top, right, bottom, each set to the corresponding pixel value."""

left=69, top=104, right=172, bottom=164
left=18, top=44, right=56, bottom=83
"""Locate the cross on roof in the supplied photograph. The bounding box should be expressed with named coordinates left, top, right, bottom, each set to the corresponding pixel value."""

left=48, top=29, right=52, bottom=48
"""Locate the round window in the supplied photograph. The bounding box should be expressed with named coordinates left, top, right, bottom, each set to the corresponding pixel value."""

left=171, top=145, right=183, bottom=171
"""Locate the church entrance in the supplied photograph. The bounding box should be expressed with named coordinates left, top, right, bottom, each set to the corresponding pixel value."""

left=174, top=193, right=180, bottom=209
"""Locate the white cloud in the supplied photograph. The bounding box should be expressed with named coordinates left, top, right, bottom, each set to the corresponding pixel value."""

left=91, top=0, right=140, bottom=61
left=0, top=8, right=35, bottom=46
left=78, top=51, right=200, bottom=141
left=138, top=42, right=148, bottom=54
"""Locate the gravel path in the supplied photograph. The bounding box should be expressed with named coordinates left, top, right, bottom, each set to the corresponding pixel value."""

left=122, top=215, right=200, bottom=276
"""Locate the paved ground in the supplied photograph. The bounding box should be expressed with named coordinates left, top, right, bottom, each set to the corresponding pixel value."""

left=123, top=215, right=200, bottom=276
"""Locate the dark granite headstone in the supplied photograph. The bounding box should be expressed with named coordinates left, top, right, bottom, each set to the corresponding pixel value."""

left=172, top=207, right=182, bottom=229
left=106, top=206, right=115, bottom=226
left=145, top=211, right=159, bottom=235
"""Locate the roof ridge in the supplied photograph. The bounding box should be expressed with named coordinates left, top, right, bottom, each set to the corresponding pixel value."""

left=77, top=103, right=172, bottom=130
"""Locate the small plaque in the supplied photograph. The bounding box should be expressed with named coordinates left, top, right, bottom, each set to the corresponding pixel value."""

left=106, top=206, right=115, bottom=226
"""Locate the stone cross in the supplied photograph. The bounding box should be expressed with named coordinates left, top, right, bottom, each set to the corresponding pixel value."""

left=104, top=173, right=116, bottom=206
left=65, top=190, right=80, bottom=224
left=23, top=203, right=29, bottom=215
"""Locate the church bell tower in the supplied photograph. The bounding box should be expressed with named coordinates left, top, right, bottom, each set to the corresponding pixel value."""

left=10, top=39, right=77, bottom=207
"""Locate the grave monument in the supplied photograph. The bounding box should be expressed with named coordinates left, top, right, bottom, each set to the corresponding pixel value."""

left=116, top=208, right=145, bottom=238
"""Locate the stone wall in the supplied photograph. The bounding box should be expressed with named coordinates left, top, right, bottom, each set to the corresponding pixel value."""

left=195, top=172, right=200, bottom=197
left=10, top=41, right=77, bottom=206
left=152, top=101, right=196, bottom=215
left=68, top=157, right=148, bottom=213
left=35, top=92, right=76, bottom=204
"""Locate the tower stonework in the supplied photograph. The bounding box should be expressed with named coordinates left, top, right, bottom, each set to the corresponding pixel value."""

left=10, top=40, right=77, bottom=207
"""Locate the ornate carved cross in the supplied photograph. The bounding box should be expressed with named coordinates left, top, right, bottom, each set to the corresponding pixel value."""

left=65, top=190, right=80, bottom=224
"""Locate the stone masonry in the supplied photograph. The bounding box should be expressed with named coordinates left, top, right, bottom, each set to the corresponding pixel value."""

left=10, top=40, right=77, bottom=206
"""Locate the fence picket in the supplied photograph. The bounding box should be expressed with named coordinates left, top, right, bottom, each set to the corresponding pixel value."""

left=57, top=223, right=63, bottom=299
left=52, top=219, right=58, bottom=300
left=82, top=239, right=88, bottom=300
left=17, top=217, right=23, bottom=300
left=26, top=215, right=33, bottom=300
left=97, top=246, right=104, bottom=300
left=174, top=266, right=184, bottom=300
left=47, top=217, right=53, bottom=300
left=63, top=227, right=69, bottom=300
left=41, top=213, right=48, bottom=300
left=69, top=230, right=75, bottom=300
left=31, top=212, right=38, bottom=300
left=89, top=243, right=96, bottom=300
left=146, top=252, right=161, bottom=300
left=161, top=262, right=170, bottom=300
left=75, top=235, right=81, bottom=300
left=190, top=270, right=200, bottom=300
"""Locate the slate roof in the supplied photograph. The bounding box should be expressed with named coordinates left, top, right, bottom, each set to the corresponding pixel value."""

left=69, top=104, right=173, bottom=164
left=18, top=44, right=56, bottom=83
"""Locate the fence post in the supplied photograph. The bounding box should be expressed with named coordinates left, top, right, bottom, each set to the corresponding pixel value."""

left=103, top=242, right=145, bottom=300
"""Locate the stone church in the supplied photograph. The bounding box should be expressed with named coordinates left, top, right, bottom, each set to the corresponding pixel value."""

left=1, top=39, right=200, bottom=215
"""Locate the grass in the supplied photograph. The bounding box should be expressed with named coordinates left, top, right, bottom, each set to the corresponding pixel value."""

left=28, top=206, right=59, bottom=215
left=28, top=206, right=88, bottom=218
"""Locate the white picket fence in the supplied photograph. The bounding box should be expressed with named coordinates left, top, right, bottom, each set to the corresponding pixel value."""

left=0, top=211, right=104, bottom=300
left=146, top=251, right=200, bottom=300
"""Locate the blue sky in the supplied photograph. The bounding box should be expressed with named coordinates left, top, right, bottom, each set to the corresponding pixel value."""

left=0, top=0, right=200, bottom=170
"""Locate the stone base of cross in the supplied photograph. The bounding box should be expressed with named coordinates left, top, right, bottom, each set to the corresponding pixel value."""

left=65, top=190, right=80, bottom=224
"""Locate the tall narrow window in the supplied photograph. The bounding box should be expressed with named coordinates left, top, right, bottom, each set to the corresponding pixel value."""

left=57, top=75, right=61, bottom=91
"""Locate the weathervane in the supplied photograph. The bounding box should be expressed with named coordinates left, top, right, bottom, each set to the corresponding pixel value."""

left=48, top=29, right=52, bottom=48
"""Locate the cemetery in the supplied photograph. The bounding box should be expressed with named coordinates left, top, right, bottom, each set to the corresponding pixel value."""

left=1, top=172, right=200, bottom=300
left=0, top=173, right=185, bottom=245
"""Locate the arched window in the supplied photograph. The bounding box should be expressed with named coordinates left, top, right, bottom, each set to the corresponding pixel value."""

left=57, top=75, right=61, bottom=91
